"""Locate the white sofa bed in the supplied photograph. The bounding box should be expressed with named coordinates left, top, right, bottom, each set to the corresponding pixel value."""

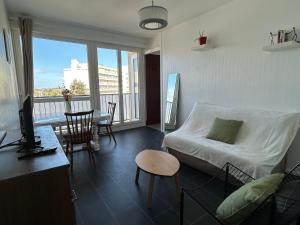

left=162, top=102, right=300, bottom=179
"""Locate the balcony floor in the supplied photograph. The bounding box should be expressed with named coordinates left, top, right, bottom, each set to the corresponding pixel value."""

left=71, top=127, right=218, bottom=225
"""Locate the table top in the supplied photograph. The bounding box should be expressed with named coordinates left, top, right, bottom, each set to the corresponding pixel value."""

left=34, top=109, right=110, bottom=126
left=0, top=126, right=69, bottom=182
left=135, top=150, right=180, bottom=177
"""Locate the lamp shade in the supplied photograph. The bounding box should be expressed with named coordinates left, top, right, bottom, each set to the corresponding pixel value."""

left=138, top=4, right=168, bottom=30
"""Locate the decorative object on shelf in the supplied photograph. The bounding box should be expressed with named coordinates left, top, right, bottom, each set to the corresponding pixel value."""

left=264, top=27, right=300, bottom=52
left=195, top=30, right=207, bottom=45
left=62, top=88, right=72, bottom=113
left=262, top=40, right=300, bottom=52
left=192, top=30, right=212, bottom=51
left=269, top=27, right=299, bottom=45
left=138, top=0, right=168, bottom=30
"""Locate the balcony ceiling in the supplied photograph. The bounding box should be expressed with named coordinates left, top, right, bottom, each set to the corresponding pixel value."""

left=5, top=0, right=232, bottom=39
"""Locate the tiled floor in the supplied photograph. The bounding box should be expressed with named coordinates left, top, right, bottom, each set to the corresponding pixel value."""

left=147, top=123, right=161, bottom=131
left=71, top=127, right=219, bottom=225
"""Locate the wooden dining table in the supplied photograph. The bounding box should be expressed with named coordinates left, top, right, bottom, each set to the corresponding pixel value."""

left=34, top=109, right=110, bottom=145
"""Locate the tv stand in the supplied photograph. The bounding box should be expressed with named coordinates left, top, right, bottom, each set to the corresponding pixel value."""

left=0, top=126, right=75, bottom=225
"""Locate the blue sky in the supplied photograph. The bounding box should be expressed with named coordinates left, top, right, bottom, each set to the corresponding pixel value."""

left=33, top=37, right=127, bottom=88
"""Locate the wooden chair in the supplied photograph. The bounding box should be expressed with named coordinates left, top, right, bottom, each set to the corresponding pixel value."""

left=97, top=102, right=116, bottom=143
left=64, top=110, right=95, bottom=171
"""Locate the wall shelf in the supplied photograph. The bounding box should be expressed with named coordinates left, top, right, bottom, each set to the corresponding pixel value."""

left=262, top=41, right=300, bottom=52
left=191, top=44, right=211, bottom=51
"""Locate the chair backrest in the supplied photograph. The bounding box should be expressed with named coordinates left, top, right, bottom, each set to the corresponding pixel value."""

left=107, top=102, right=116, bottom=125
left=65, top=110, right=94, bottom=144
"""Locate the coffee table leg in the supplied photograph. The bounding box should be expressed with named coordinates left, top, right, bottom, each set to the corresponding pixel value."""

left=147, top=175, right=155, bottom=208
left=135, top=167, right=140, bottom=184
left=175, top=173, right=181, bottom=201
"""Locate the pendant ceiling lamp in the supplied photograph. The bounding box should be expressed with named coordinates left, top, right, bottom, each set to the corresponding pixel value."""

left=138, top=0, right=168, bottom=30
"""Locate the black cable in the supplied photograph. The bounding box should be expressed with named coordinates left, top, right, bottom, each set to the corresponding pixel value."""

left=0, top=138, right=22, bottom=150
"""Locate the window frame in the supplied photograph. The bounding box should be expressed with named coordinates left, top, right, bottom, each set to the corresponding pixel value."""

left=31, top=33, right=145, bottom=127
left=96, top=46, right=141, bottom=125
left=32, top=35, right=90, bottom=97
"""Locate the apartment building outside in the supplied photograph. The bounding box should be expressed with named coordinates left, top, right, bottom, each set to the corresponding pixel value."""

left=63, top=59, right=130, bottom=95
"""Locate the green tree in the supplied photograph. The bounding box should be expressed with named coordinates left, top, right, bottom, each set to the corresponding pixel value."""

left=43, top=88, right=63, bottom=96
left=70, top=79, right=88, bottom=95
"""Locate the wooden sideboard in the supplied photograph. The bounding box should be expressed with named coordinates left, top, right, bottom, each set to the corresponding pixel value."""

left=0, top=125, right=76, bottom=225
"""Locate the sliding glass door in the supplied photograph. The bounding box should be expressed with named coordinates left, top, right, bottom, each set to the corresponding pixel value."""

left=97, top=48, right=120, bottom=123
left=97, top=47, right=140, bottom=124
left=121, top=50, right=139, bottom=122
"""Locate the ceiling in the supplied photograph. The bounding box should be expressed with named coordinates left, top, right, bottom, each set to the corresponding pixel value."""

left=5, top=0, right=232, bottom=39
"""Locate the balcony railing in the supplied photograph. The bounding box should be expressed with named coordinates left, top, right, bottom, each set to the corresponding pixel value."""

left=33, top=96, right=91, bottom=120
left=33, top=93, right=139, bottom=123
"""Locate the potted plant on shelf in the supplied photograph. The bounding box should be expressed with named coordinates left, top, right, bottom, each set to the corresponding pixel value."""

left=195, top=30, right=207, bottom=45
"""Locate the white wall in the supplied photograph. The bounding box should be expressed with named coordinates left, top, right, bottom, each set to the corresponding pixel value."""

left=0, top=0, right=19, bottom=129
left=145, top=33, right=161, bottom=54
left=161, top=0, right=300, bottom=169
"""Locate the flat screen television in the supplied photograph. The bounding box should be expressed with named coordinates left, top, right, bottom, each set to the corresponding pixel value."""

left=19, top=95, right=35, bottom=149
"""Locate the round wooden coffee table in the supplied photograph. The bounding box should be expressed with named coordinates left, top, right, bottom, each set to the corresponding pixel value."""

left=135, top=149, right=180, bottom=208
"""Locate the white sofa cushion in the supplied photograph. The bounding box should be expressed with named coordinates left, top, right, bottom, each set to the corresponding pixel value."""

left=162, top=102, right=300, bottom=179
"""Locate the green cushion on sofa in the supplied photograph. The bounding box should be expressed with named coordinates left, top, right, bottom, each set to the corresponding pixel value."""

left=207, top=118, right=243, bottom=144
left=216, top=173, right=284, bottom=224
